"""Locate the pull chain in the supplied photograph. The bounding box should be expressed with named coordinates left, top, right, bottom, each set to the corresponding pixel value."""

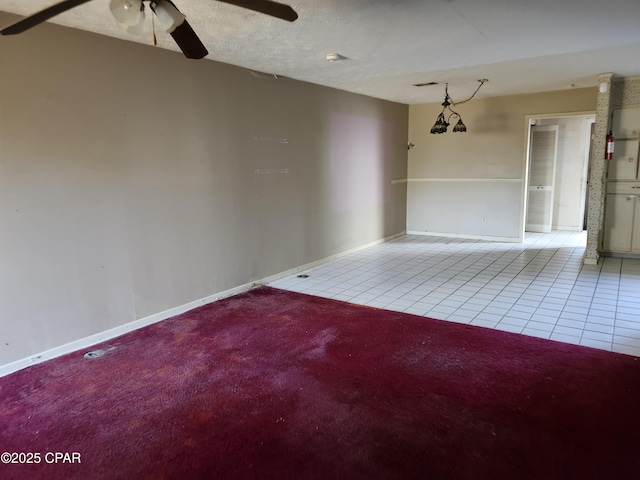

left=151, top=9, right=157, bottom=46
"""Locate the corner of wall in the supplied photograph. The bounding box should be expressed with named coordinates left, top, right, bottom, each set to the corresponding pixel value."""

left=584, top=73, right=613, bottom=264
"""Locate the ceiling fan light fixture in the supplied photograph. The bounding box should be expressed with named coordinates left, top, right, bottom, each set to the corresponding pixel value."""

left=109, top=0, right=145, bottom=33
left=151, top=0, right=186, bottom=33
left=2, top=0, right=297, bottom=61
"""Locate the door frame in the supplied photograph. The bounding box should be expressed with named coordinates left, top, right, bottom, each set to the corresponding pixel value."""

left=519, top=111, right=596, bottom=242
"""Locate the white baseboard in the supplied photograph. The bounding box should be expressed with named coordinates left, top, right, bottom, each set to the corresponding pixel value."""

left=406, top=230, right=520, bottom=243
left=553, top=225, right=584, bottom=232
left=0, top=282, right=255, bottom=379
left=0, top=231, right=406, bottom=378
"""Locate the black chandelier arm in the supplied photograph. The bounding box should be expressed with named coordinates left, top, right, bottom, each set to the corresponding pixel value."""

left=450, top=79, right=487, bottom=106
left=446, top=111, right=461, bottom=123
left=430, top=80, right=485, bottom=134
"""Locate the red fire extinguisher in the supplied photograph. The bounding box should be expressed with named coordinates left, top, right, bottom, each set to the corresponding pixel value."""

left=605, top=130, right=615, bottom=160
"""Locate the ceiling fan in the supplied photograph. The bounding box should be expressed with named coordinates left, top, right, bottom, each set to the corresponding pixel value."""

left=0, top=0, right=298, bottom=59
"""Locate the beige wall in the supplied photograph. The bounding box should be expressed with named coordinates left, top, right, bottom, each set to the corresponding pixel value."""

left=0, top=14, right=408, bottom=366
left=407, top=88, right=596, bottom=239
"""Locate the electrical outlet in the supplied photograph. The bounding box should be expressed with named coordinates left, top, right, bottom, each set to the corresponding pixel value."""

left=481, top=216, right=487, bottom=223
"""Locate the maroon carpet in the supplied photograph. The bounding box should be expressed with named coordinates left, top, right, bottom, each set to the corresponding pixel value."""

left=1, top=286, right=639, bottom=479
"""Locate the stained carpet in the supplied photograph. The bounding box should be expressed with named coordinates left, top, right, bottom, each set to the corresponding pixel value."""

left=1, top=286, right=639, bottom=479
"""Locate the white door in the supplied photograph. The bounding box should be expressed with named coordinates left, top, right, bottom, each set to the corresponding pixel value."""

left=526, top=125, right=559, bottom=233
left=632, top=197, right=640, bottom=253
left=602, top=194, right=635, bottom=252
left=608, top=139, right=640, bottom=180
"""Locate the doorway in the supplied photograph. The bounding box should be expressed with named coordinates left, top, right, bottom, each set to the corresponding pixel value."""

left=526, top=125, right=559, bottom=233
left=522, top=113, right=595, bottom=240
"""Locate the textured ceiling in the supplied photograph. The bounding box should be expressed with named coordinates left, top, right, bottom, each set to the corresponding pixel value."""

left=1, top=0, right=640, bottom=104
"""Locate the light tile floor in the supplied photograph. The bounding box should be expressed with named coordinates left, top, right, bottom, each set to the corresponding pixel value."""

left=270, top=231, right=640, bottom=357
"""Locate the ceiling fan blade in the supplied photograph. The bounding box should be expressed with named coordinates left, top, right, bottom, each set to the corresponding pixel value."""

left=151, top=1, right=208, bottom=59
left=1, top=0, right=95, bottom=36
left=169, top=20, right=209, bottom=59
left=215, top=0, right=298, bottom=22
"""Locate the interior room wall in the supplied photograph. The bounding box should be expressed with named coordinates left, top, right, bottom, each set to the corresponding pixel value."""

left=585, top=74, right=640, bottom=263
left=407, top=89, right=596, bottom=240
left=0, top=13, right=408, bottom=366
left=537, top=115, right=595, bottom=231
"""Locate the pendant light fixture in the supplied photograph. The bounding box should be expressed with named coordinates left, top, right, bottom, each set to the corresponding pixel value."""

left=109, top=0, right=145, bottom=34
left=110, top=1, right=188, bottom=35
left=430, top=79, right=488, bottom=134
left=150, top=0, right=186, bottom=33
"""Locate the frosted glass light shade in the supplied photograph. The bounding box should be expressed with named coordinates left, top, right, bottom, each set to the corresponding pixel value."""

left=110, top=0, right=145, bottom=34
left=151, top=0, right=186, bottom=33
